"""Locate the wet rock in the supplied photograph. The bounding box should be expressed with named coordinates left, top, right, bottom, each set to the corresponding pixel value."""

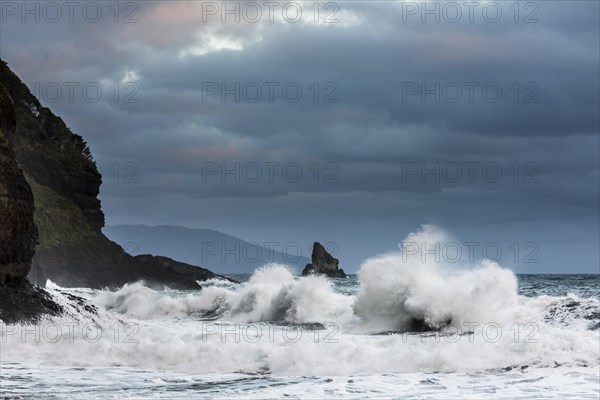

left=301, top=242, right=347, bottom=278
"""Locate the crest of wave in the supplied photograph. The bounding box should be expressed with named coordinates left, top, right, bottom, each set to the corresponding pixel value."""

left=354, top=225, right=521, bottom=333
left=93, top=282, right=232, bottom=320
left=91, top=264, right=355, bottom=325
left=226, top=264, right=355, bottom=325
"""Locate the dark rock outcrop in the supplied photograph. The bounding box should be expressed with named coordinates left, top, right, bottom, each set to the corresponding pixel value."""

left=0, top=277, right=62, bottom=323
left=0, top=79, right=62, bottom=323
left=0, top=82, right=36, bottom=279
left=0, top=59, right=229, bottom=290
left=30, top=243, right=225, bottom=290
left=301, top=242, right=347, bottom=278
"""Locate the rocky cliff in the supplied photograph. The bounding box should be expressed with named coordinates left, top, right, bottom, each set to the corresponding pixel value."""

left=0, top=59, right=227, bottom=290
left=0, top=80, right=61, bottom=322
left=301, top=242, right=347, bottom=278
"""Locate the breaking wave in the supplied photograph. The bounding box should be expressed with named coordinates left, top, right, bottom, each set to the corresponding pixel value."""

left=1, top=225, right=598, bottom=376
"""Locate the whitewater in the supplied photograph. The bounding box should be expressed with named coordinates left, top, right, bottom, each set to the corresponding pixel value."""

left=1, top=226, right=599, bottom=399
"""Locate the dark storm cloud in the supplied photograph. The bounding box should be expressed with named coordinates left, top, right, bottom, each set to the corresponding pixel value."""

left=1, top=0, right=598, bottom=271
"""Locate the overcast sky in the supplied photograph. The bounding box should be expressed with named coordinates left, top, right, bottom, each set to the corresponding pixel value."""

left=1, top=0, right=598, bottom=273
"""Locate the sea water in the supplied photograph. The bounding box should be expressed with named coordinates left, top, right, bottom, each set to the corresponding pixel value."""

left=1, top=227, right=599, bottom=399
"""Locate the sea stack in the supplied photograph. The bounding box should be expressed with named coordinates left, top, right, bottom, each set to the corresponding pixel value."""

left=301, top=242, right=347, bottom=278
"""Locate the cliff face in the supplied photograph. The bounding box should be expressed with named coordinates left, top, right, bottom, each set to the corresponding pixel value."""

left=0, top=60, right=225, bottom=290
left=0, top=82, right=36, bottom=278
left=0, top=80, right=61, bottom=323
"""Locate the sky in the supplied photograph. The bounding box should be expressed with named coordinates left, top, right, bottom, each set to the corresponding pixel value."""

left=1, top=0, right=598, bottom=273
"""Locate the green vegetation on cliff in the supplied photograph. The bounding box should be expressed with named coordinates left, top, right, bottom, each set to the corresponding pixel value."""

left=0, top=58, right=105, bottom=247
left=25, top=176, right=97, bottom=249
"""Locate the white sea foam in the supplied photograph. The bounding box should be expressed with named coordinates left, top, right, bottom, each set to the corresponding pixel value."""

left=90, top=264, right=355, bottom=325
left=2, top=312, right=598, bottom=376
left=354, top=225, right=524, bottom=333
left=224, top=265, right=355, bottom=324
left=1, top=226, right=598, bottom=393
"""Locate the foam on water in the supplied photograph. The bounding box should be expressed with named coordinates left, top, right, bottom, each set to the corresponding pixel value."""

left=2, top=364, right=597, bottom=399
left=1, top=225, right=598, bottom=398
left=90, top=264, right=356, bottom=326
left=354, top=226, right=524, bottom=332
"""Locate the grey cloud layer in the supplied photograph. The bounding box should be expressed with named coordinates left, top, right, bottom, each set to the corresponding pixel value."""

left=1, top=0, right=598, bottom=271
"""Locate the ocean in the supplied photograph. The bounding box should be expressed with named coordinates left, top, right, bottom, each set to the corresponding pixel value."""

left=1, top=230, right=599, bottom=399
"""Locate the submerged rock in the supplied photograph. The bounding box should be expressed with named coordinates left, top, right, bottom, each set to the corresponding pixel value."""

left=301, top=242, right=347, bottom=278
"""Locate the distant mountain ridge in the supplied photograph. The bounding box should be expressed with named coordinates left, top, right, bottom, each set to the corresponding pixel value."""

left=104, top=224, right=310, bottom=274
